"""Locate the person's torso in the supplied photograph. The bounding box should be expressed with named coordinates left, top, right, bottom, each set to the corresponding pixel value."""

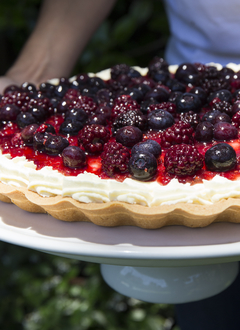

left=163, top=0, right=240, bottom=65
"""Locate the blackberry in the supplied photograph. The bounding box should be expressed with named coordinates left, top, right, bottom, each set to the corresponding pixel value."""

left=161, top=121, right=194, bottom=149
left=112, top=95, right=140, bottom=119
left=211, top=100, right=233, bottom=116
left=148, top=56, right=169, bottom=73
left=177, top=111, right=200, bottom=129
left=101, top=141, right=130, bottom=176
left=26, top=97, right=54, bottom=114
left=63, top=92, right=97, bottom=115
left=148, top=102, right=176, bottom=116
left=164, top=144, right=204, bottom=176
left=78, top=124, right=110, bottom=154
left=128, top=152, right=158, bottom=181
left=201, top=78, right=231, bottom=94
left=112, top=110, right=147, bottom=133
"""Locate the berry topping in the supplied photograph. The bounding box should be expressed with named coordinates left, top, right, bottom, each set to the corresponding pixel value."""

left=128, top=152, right=157, bottom=181
left=62, top=146, right=86, bottom=168
left=164, top=144, right=204, bottom=176
left=78, top=124, right=110, bottom=154
left=205, top=143, right=237, bottom=172
left=213, top=122, right=238, bottom=141
left=147, top=109, right=174, bottom=131
left=101, top=141, right=130, bottom=176
left=115, top=126, right=143, bottom=147
left=161, top=121, right=194, bottom=148
left=131, top=139, right=161, bottom=159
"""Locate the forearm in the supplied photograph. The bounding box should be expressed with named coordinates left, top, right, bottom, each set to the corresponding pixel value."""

left=6, top=0, right=117, bottom=85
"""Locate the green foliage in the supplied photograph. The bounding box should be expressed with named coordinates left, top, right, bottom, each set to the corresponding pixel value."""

left=0, top=241, right=180, bottom=330
left=0, top=0, right=169, bottom=75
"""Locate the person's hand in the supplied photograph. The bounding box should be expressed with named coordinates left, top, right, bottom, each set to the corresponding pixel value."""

left=0, top=76, right=20, bottom=95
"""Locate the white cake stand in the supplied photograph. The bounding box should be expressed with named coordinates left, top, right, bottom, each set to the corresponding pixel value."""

left=0, top=201, right=240, bottom=304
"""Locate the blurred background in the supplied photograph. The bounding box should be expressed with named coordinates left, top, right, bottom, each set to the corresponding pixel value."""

left=0, top=1, right=180, bottom=329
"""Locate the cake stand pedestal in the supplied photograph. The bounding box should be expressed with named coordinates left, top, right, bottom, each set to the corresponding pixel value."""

left=1, top=202, right=240, bottom=304
left=100, top=262, right=239, bottom=304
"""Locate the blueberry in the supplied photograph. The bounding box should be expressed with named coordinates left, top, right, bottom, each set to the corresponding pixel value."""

left=44, top=135, right=69, bottom=155
left=21, top=82, right=37, bottom=94
left=88, top=114, right=108, bottom=125
left=33, top=132, right=52, bottom=152
left=54, top=83, right=68, bottom=98
left=96, top=89, right=114, bottom=104
left=145, top=87, right=170, bottom=102
left=115, top=126, right=142, bottom=148
left=213, top=122, right=238, bottom=141
left=149, top=70, right=170, bottom=84
left=131, top=140, right=161, bottom=158
left=17, top=112, right=37, bottom=128
left=205, top=143, right=237, bottom=172
left=0, top=104, right=20, bottom=121
left=202, top=110, right=221, bottom=123
left=166, top=78, right=186, bottom=92
left=208, top=89, right=232, bottom=103
left=21, top=124, right=39, bottom=145
left=168, top=91, right=183, bottom=104
left=175, top=63, right=199, bottom=85
left=147, top=109, right=174, bottom=130
left=62, top=146, right=86, bottom=168
left=95, top=105, right=112, bottom=119
left=212, top=113, right=231, bottom=124
left=195, top=122, right=214, bottom=142
left=189, top=87, right=207, bottom=105
left=65, top=108, right=88, bottom=124
left=128, top=152, right=158, bottom=181
left=59, top=119, right=84, bottom=136
left=28, top=105, right=47, bottom=122
left=176, top=93, right=202, bottom=113
left=39, top=82, right=55, bottom=97
left=232, top=102, right=240, bottom=116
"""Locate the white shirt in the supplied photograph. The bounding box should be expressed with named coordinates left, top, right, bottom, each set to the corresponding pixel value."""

left=163, top=0, right=240, bottom=65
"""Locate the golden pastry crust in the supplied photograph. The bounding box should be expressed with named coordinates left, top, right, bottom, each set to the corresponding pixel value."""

left=1, top=182, right=240, bottom=228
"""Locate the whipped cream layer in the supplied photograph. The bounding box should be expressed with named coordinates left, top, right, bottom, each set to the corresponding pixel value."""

left=1, top=63, right=240, bottom=207
left=1, top=151, right=240, bottom=206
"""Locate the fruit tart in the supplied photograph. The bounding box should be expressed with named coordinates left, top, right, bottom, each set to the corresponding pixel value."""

left=1, top=58, right=240, bottom=228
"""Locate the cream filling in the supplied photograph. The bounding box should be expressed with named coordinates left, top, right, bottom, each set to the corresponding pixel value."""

left=0, top=63, right=240, bottom=206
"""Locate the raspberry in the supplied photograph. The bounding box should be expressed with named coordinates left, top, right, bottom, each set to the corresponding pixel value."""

left=161, top=121, right=194, bottom=149
left=101, top=141, right=130, bottom=176
left=0, top=91, right=30, bottom=110
left=112, top=110, right=147, bottom=133
left=164, top=144, right=204, bottom=176
left=78, top=124, right=110, bottom=154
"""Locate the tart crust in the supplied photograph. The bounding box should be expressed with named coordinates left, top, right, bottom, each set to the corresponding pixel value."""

left=1, top=182, right=240, bottom=228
